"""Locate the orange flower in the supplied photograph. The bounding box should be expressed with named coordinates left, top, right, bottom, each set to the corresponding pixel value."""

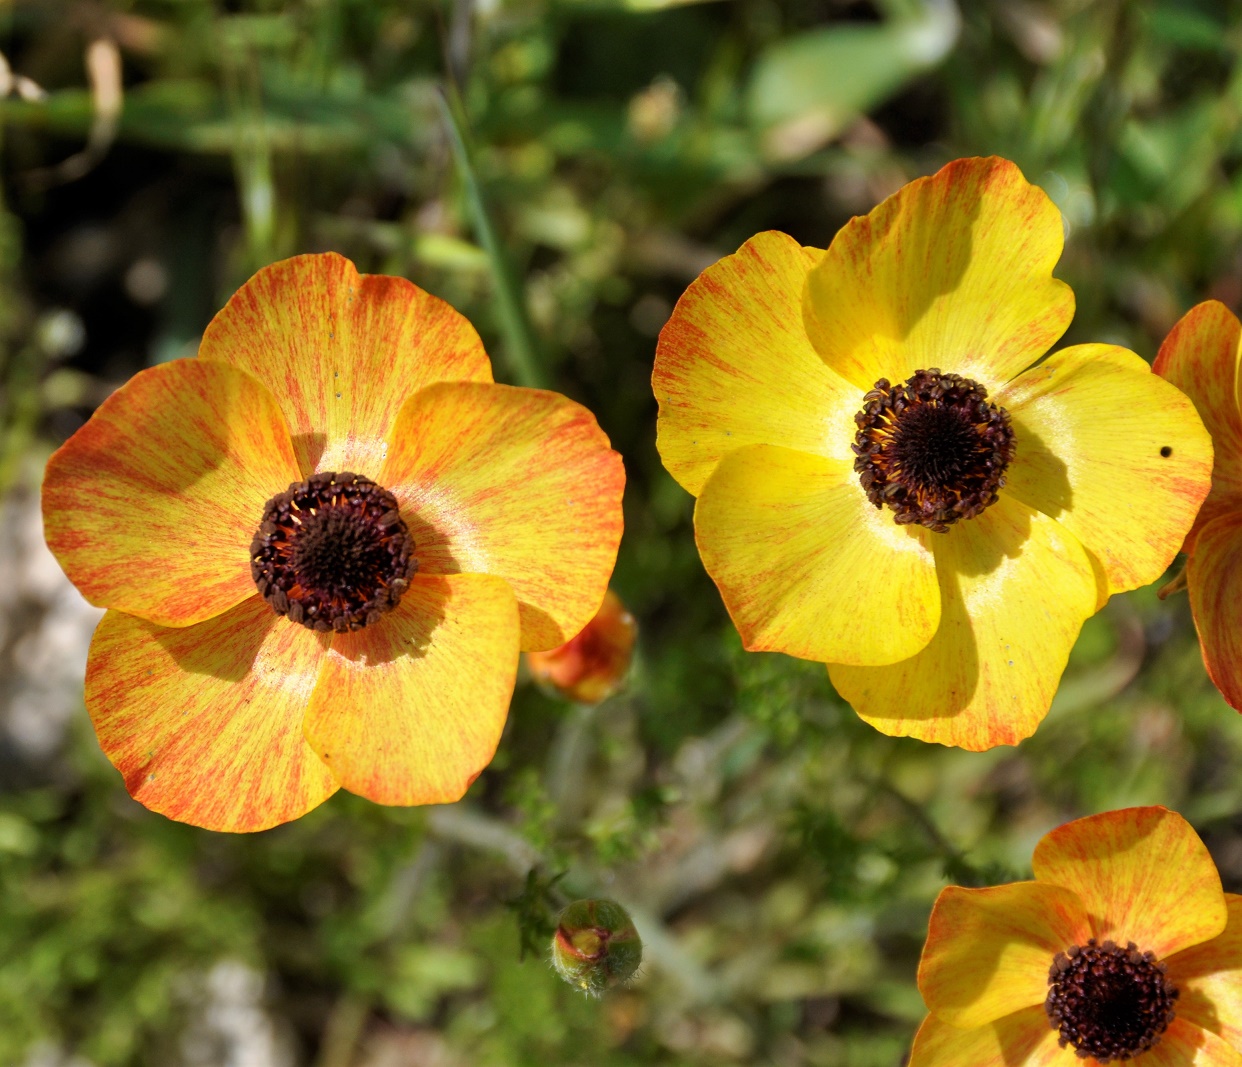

left=912, top=807, right=1242, bottom=1065
left=43, top=253, right=625, bottom=832
left=525, top=588, right=636, bottom=704
left=1153, top=302, right=1242, bottom=711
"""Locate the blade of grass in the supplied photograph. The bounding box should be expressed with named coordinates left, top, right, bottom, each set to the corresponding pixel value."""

left=435, top=85, right=547, bottom=389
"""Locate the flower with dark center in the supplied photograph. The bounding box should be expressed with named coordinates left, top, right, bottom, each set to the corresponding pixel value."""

left=1044, top=939, right=1177, bottom=1061
left=853, top=368, right=1016, bottom=532
left=1154, top=301, right=1242, bottom=716
left=653, top=155, right=1212, bottom=749
left=42, top=252, right=625, bottom=832
left=911, top=807, right=1242, bottom=1067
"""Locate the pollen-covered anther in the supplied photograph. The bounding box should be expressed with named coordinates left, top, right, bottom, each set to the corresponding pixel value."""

left=1044, top=938, right=1178, bottom=1063
left=853, top=368, right=1016, bottom=533
left=250, top=471, right=418, bottom=633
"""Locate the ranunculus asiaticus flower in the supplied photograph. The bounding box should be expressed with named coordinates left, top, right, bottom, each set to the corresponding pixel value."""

left=43, top=253, right=624, bottom=832
left=525, top=588, right=636, bottom=704
left=911, top=807, right=1242, bottom=1066
left=653, top=155, right=1212, bottom=750
left=1153, top=301, right=1242, bottom=711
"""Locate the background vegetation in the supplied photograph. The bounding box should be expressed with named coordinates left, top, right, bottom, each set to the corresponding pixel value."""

left=2, top=0, right=1242, bottom=1064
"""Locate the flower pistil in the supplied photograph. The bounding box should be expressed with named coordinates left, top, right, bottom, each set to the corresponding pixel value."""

left=250, top=470, right=418, bottom=632
left=853, top=368, right=1016, bottom=533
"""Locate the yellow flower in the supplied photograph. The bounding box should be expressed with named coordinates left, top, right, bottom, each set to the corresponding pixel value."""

left=912, top=807, right=1242, bottom=1066
left=653, top=156, right=1212, bottom=749
left=1153, top=301, right=1242, bottom=711
left=42, top=253, right=625, bottom=832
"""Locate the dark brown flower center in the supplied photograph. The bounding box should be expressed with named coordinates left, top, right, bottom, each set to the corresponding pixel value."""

left=1045, top=939, right=1178, bottom=1062
left=853, top=368, right=1015, bottom=532
left=250, top=471, right=417, bottom=633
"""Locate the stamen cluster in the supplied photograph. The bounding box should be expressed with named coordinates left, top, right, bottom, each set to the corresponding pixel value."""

left=853, top=368, right=1015, bottom=532
left=251, top=471, right=417, bottom=633
left=1045, top=939, right=1178, bottom=1062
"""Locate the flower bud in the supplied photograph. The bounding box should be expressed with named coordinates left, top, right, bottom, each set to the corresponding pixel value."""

left=550, top=898, right=642, bottom=996
left=526, top=589, right=636, bottom=704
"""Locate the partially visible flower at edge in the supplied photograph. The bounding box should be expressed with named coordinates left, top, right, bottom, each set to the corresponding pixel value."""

left=42, top=252, right=625, bottom=832
left=525, top=588, right=636, bottom=704
left=910, top=806, right=1242, bottom=1066
left=1153, top=301, right=1242, bottom=712
left=652, top=155, right=1212, bottom=750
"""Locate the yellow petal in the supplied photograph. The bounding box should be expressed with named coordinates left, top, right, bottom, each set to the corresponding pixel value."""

left=1187, top=513, right=1242, bottom=711
left=830, top=493, right=1097, bottom=749
left=85, top=599, right=337, bottom=832
left=998, top=343, right=1212, bottom=601
left=653, top=230, right=860, bottom=495
left=380, top=381, right=625, bottom=651
left=199, top=252, right=493, bottom=477
left=303, top=573, right=520, bottom=806
left=693, top=444, right=939, bottom=666
left=1167, top=895, right=1242, bottom=1052
left=1154, top=301, right=1242, bottom=553
left=1031, top=806, right=1226, bottom=960
left=1143, top=1020, right=1242, bottom=1067
left=804, top=157, right=1074, bottom=393
left=918, top=882, right=1091, bottom=1029
left=908, top=1007, right=1067, bottom=1067
left=43, top=359, right=302, bottom=627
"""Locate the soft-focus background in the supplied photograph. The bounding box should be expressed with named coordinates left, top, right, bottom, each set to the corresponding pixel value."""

left=2, top=1, right=1242, bottom=1064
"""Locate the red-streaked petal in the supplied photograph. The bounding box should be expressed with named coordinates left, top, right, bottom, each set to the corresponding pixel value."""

left=303, top=573, right=520, bottom=806
left=85, top=598, right=337, bottom=832
left=652, top=230, right=860, bottom=496
left=43, top=359, right=301, bottom=627
left=199, top=252, right=493, bottom=477
left=908, top=1007, right=1067, bottom=1067
left=1187, top=513, right=1242, bottom=711
left=693, top=443, right=940, bottom=666
left=998, top=343, right=1212, bottom=601
left=1031, top=807, right=1226, bottom=959
left=918, top=883, right=1091, bottom=1028
left=1167, top=895, right=1242, bottom=1052
left=379, top=381, right=625, bottom=652
left=1153, top=301, right=1242, bottom=552
left=804, top=156, right=1074, bottom=393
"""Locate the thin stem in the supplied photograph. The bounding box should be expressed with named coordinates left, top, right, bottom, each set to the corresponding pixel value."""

left=435, top=85, right=547, bottom=389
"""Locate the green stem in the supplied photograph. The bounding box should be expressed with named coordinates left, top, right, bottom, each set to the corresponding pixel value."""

left=435, top=85, right=547, bottom=389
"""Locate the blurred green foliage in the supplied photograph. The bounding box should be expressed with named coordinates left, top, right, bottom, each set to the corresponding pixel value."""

left=2, top=0, right=1242, bottom=1064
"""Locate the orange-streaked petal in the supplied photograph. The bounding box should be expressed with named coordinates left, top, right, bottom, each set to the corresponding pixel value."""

left=85, top=598, right=337, bottom=833
left=43, top=359, right=301, bottom=628
left=918, top=883, right=1091, bottom=1029
left=303, top=573, right=519, bottom=806
left=908, top=1007, right=1066, bottom=1067
left=199, top=253, right=493, bottom=477
left=1186, top=513, right=1242, bottom=711
left=1154, top=301, right=1242, bottom=552
left=379, top=381, right=624, bottom=652
left=1167, top=895, right=1242, bottom=1052
left=1143, top=1019, right=1242, bottom=1067
left=694, top=444, right=939, bottom=666
left=998, top=343, right=1212, bottom=602
left=653, top=230, right=860, bottom=496
left=830, top=493, right=1097, bottom=749
left=803, top=156, right=1074, bottom=393
left=1031, top=807, right=1226, bottom=959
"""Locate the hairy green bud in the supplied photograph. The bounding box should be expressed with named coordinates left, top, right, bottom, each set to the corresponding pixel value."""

left=550, top=898, right=642, bottom=996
